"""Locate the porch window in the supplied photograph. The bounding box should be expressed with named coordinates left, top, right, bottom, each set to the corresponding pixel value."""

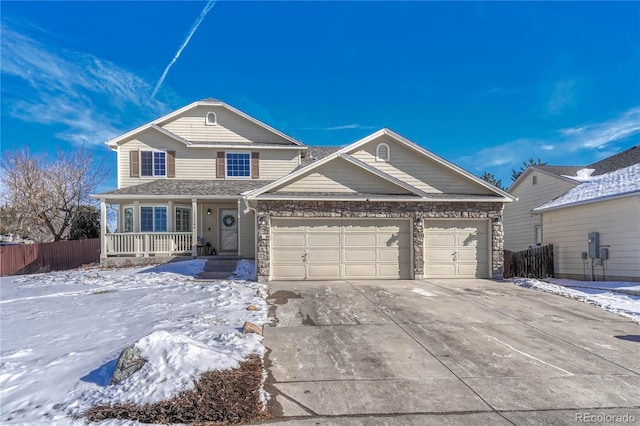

left=226, top=152, right=251, bottom=178
left=175, top=207, right=191, bottom=232
left=140, top=206, right=168, bottom=232
left=123, top=207, right=134, bottom=232
left=141, top=151, right=166, bottom=177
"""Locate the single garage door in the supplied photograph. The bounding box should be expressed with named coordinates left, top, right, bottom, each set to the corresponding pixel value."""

left=424, top=220, right=489, bottom=278
left=271, top=218, right=411, bottom=280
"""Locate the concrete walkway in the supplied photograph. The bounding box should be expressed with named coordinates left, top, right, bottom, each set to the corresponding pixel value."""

left=262, top=279, right=640, bottom=425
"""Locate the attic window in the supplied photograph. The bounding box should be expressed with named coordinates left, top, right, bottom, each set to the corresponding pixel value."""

left=376, top=143, right=390, bottom=162
left=205, top=111, right=217, bottom=126
left=532, top=175, right=537, bottom=185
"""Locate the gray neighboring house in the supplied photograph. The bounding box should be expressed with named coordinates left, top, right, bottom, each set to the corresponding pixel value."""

left=93, top=99, right=514, bottom=282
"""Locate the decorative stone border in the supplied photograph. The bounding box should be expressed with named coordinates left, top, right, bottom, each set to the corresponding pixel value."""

left=254, top=200, right=504, bottom=282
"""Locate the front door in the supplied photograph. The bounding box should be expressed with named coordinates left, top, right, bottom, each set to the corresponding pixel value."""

left=219, top=209, right=238, bottom=252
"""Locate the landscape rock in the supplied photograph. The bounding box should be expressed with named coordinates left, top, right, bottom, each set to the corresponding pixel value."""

left=111, top=347, right=146, bottom=385
left=242, top=321, right=262, bottom=336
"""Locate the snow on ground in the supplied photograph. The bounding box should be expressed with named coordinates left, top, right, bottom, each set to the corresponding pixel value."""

left=0, top=259, right=268, bottom=424
left=512, top=277, right=640, bottom=323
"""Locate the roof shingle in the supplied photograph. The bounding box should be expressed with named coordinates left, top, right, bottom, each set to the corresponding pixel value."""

left=100, top=179, right=273, bottom=197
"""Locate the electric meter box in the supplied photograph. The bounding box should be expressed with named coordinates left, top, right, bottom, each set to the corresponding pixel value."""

left=599, top=247, right=609, bottom=260
left=588, top=232, right=599, bottom=258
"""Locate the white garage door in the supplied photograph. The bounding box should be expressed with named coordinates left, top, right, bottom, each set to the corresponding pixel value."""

left=424, top=220, right=489, bottom=278
left=271, top=218, right=411, bottom=280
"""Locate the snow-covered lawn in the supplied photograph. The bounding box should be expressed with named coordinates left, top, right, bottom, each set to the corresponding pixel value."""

left=512, top=277, right=640, bottom=323
left=0, top=259, right=269, bottom=424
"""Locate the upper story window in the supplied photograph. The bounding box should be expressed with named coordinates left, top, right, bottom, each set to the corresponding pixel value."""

left=226, top=152, right=251, bottom=178
left=205, top=111, right=217, bottom=126
left=141, top=151, right=166, bottom=177
left=532, top=175, right=538, bottom=185
left=376, top=143, right=390, bottom=162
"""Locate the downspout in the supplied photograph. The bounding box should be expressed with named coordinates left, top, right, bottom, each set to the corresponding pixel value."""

left=242, top=195, right=259, bottom=263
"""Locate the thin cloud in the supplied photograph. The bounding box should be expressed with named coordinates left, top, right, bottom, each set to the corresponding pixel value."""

left=151, top=0, right=217, bottom=99
left=459, top=107, right=640, bottom=172
left=1, top=22, right=168, bottom=146
left=546, top=79, right=578, bottom=115
left=559, top=108, right=640, bottom=151
left=301, top=124, right=376, bottom=131
left=460, top=138, right=545, bottom=169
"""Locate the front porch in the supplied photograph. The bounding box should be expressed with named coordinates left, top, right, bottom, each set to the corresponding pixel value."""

left=98, top=198, right=256, bottom=262
left=93, top=179, right=267, bottom=264
left=104, top=232, right=193, bottom=257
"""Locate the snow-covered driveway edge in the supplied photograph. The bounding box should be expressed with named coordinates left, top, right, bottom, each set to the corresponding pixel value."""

left=0, top=259, right=271, bottom=424
left=511, top=278, right=640, bottom=323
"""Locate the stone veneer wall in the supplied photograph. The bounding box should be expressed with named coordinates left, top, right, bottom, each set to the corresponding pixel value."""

left=254, top=200, right=505, bottom=282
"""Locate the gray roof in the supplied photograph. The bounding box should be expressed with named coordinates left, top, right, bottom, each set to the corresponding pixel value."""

left=299, top=146, right=342, bottom=168
left=588, top=145, right=640, bottom=174
left=533, top=145, right=640, bottom=179
left=534, top=165, right=585, bottom=177
left=263, top=191, right=418, bottom=198
left=100, top=179, right=273, bottom=197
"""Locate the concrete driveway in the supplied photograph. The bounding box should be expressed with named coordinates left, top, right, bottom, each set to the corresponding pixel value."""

left=262, top=279, right=640, bottom=425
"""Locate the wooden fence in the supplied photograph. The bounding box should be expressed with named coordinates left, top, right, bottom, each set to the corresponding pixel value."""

left=504, top=244, right=554, bottom=279
left=0, top=238, right=100, bottom=277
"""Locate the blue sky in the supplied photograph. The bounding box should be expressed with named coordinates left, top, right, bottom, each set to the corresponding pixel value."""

left=2, top=1, right=639, bottom=191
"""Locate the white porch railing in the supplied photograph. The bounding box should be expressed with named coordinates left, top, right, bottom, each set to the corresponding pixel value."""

left=105, top=233, right=193, bottom=256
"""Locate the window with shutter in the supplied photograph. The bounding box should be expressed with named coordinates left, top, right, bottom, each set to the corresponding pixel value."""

left=140, top=151, right=166, bottom=177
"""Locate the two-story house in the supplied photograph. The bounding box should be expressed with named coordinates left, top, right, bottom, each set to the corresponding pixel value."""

left=94, top=99, right=514, bottom=282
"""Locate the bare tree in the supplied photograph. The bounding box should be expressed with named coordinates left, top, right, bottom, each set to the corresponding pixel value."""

left=1, top=147, right=107, bottom=242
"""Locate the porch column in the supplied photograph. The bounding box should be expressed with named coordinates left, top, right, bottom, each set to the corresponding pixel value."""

left=191, top=198, right=198, bottom=256
left=133, top=201, right=140, bottom=232
left=100, top=200, right=107, bottom=260
left=168, top=201, right=174, bottom=232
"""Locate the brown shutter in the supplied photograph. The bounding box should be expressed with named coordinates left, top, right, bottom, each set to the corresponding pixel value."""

left=167, top=151, right=176, bottom=178
left=130, top=150, right=139, bottom=177
left=251, top=152, right=259, bottom=179
left=216, top=152, right=225, bottom=178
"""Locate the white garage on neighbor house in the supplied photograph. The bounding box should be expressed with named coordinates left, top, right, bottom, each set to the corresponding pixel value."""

left=245, top=129, right=513, bottom=282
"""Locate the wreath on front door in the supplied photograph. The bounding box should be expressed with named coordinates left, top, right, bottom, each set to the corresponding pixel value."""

left=223, top=214, right=236, bottom=227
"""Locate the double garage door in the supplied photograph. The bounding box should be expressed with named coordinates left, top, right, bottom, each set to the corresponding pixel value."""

left=270, top=218, right=489, bottom=280
left=271, top=218, right=411, bottom=280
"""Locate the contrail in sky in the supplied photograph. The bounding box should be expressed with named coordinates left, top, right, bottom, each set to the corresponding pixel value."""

left=151, top=0, right=217, bottom=99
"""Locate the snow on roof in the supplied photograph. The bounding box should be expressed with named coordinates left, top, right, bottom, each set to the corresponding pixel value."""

left=561, top=168, right=595, bottom=182
left=534, top=163, right=640, bottom=212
